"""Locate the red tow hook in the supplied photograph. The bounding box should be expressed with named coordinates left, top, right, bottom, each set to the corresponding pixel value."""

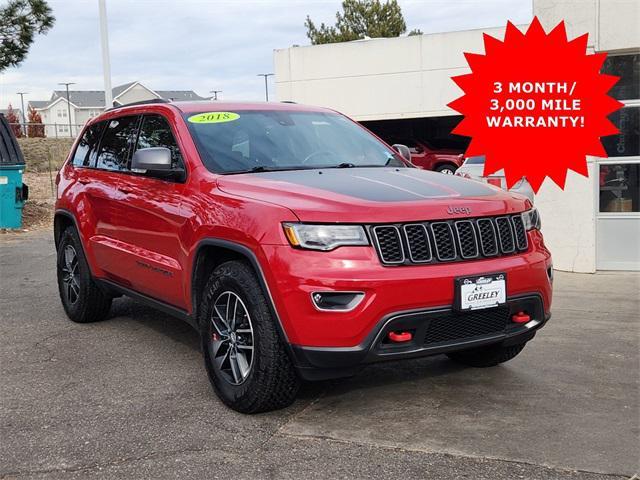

left=512, top=311, right=531, bottom=324
left=388, top=331, right=413, bottom=343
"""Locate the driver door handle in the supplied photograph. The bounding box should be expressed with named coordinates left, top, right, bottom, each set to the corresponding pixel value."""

left=117, top=187, right=133, bottom=195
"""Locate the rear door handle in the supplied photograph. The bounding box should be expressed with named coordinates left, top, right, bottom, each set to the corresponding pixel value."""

left=117, top=187, right=133, bottom=195
left=78, top=179, right=90, bottom=185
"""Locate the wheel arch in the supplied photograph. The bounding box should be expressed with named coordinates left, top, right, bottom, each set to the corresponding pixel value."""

left=54, top=209, right=79, bottom=250
left=191, top=239, right=290, bottom=344
left=434, top=161, right=459, bottom=172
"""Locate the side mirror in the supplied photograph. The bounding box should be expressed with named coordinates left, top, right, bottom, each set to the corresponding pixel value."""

left=131, top=147, right=172, bottom=171
left=392, top=144, right=412, bottom=163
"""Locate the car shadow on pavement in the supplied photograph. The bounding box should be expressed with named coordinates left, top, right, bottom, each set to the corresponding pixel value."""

left=108, top=296, right=201, bottom=351
left=105, top=296, right=482, bottom=402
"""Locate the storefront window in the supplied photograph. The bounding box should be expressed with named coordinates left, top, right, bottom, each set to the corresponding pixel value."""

left=599, top=163, right=640, bottom=212
left=601, top=54, right=639, bottom=101
left=602, top=107, right=639, bottom=157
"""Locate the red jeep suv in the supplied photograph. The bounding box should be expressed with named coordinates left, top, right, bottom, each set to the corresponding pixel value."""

left=54, top=101, right=553, bottom=413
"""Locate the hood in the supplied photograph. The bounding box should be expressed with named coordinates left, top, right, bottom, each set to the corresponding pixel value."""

left=217, top=167, right=531, bottom=223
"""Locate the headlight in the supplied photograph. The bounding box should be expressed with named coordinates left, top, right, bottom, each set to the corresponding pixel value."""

left=521, top=208, right=541, bottom=231
left=283, top=223, right=369, bottom=251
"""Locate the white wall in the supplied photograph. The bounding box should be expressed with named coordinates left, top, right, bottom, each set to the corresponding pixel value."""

left=534, top=0, right=640, bottom=52
left=535, top=162, right=597, bottom=272
left=275, top=26, right=513, bottom=121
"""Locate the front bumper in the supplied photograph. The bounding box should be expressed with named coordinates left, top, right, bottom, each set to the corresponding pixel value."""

left=290, top=294, right=549, bottom=380
left=260, top=230, right=553, bottom=350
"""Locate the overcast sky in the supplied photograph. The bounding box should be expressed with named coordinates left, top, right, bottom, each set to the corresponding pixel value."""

left=0, top=0, right=532, bottom=111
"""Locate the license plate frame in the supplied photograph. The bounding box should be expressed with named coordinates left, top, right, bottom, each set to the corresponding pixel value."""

left=454, top=272, right=507, bottom=311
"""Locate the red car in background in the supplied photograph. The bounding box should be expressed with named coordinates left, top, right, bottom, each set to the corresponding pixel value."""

left=387, top=138, right=464, bottom=174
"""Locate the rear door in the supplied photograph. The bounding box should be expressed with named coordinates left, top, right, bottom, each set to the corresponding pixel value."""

left=86, top=115, right=141, bottom=282
left=110, top=114, right=190, bottom=308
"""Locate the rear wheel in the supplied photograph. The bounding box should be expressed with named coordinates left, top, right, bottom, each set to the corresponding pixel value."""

left=446, top=341, right=527, bottom=368
left=56, top=227, right=112, bottom=323
left=200, top=260, right=300, bottom=413
left=436, top=164, right=457, bottom=175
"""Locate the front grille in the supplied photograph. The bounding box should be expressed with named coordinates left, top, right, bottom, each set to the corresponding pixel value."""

left=372, top=226, right=404, bottom=263
left=370, top=213, right=528, bottom=266
left=423, top=306, right=510, bottom=346
left=403, top=224, right=432, bottom=262
left=431, top=222, right=456, bottom=261
left=495, top=217, right=515, bottom=253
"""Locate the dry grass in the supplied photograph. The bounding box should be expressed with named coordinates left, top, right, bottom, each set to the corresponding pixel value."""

left=24, top=171, right=57, bottom=202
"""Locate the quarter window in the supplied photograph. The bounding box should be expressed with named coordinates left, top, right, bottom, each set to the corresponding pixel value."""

left=96, top=116, right=140, bottom=171
left=72, top=122, right=105, bottom=167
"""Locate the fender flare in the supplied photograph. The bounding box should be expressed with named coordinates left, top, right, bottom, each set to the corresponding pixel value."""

left=191, top=238, right=290, bottom=344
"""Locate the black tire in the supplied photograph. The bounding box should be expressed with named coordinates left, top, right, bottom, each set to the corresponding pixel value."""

left=446, top=342, right=527, bottom=368
left=436, top=164, right=457, bottom=175
left=56, top=227, right=112, bottom=323
left=200, top=260, right=300, bottom=413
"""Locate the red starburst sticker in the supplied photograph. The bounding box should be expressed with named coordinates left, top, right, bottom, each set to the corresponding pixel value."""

left=448, top=17, right=624, bottom=192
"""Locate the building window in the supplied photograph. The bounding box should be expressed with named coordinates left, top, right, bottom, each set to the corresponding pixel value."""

left=602, top=106, right=640, bottom=158
left=599, top=53, right=640, bottom=214
left=599, top=163, right=639, bottom=212
left=602, top=54, right=639, bottom=101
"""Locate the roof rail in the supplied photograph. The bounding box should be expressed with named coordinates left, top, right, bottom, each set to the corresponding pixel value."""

left=105, top=98, right=170, bottom=111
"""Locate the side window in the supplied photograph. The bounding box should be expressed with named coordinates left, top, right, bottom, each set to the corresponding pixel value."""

left=72, top=122, right=105, bottom=167
left=95, top=116, right=140, bottom=171
left=136, top=115, right=184, bottom=169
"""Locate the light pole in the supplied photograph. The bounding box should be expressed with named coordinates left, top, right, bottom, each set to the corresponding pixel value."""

left=99, top=0, right=113, bottom=108
left=58, top=82, right=75, bottom=137
left=209, top=90, right=222, bottom=100
left=16, top=92, right=28, bottom=136
left=257, top=73, right=274, bottom=102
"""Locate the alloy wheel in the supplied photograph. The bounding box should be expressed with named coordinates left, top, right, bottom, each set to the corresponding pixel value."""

left=210, top=291, right=255, bottom=385
left=61, top=245, right=81, bottom=305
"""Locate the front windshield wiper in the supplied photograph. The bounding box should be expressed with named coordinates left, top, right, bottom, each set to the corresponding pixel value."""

left=225, top=165, right=316, bottom=175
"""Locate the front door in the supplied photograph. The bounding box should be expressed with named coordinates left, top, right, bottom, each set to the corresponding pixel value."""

left=112, top=114, right=190, bottom=309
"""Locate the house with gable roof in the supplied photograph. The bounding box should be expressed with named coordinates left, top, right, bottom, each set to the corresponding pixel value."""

left=29, top=81, right=207, bottom=137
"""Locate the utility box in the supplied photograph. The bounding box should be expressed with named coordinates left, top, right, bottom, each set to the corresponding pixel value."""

left=0, top=114, right=28, bottom=229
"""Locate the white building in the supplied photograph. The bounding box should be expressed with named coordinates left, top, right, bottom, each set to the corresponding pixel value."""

left=274, top=0, right=639, bottom=273
left=29, top=81, right=207, bottom=138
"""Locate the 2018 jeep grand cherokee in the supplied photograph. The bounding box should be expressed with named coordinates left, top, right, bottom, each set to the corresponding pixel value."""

left=54, top=101, right=553, bottom=413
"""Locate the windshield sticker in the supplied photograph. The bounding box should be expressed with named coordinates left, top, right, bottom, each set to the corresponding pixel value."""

left=188, top=112, right=240, bottom=124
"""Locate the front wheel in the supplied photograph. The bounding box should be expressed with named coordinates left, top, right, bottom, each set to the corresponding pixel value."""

left=200, top=261, right=300, bottom=413
left=436, top=164, right=457, bottom=175
left=446, top=341, right=527, bottom=368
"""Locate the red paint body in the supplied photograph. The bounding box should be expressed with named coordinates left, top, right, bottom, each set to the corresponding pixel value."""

left=55, top=102, right=552, bottom=350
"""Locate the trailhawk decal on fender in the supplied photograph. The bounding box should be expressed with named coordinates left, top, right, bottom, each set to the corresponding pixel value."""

left=188, top=112, right=240, bottom=123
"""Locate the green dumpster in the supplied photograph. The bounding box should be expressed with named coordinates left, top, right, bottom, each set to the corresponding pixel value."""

left=0, top=113, right=28, bottom=229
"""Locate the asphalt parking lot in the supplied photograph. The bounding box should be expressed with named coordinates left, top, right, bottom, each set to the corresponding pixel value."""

left=1, top=230, right=638, bottom=479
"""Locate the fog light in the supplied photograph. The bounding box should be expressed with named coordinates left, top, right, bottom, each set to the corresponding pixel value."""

left=311, top=291, right=364, bottom=311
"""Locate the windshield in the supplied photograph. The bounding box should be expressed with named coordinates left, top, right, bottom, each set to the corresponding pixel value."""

left=465, top=155, right=485, bottom=165
left=185, top=110, right=406, bottom=174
